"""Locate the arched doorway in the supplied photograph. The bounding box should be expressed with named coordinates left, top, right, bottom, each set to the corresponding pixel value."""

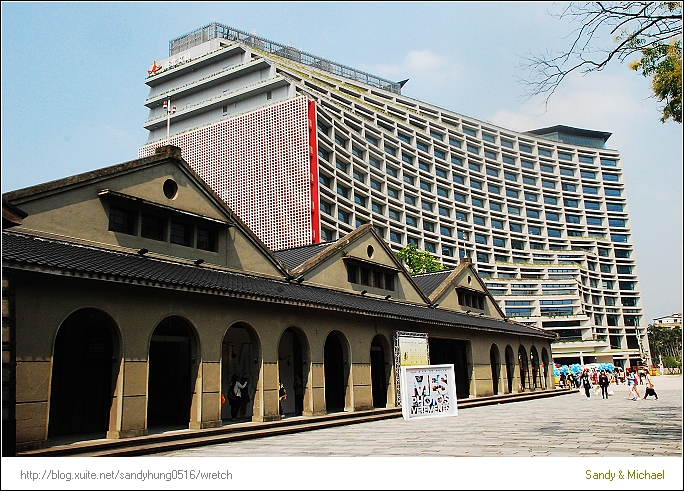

left=48, top=309, right=120, bottom=438
left=541, top=347, right=550, bottom=389
left=489, top=344, right=501, bottom=396
left=518, top=345, right=529, bottom=392
left=147, top=316, right=198, bottom=428
left=505, top=345, right=515, bottom=393
left=530, top=346, right=541, bottom=390
left=324, top=331, right=350, bottom=413
left=278, top=327, right=310, bottom=417
left=222, top=322, right=261, bottom=421
left=370, top=335, right=391, bottom=408
left=429, top=338, right=471, bottom=399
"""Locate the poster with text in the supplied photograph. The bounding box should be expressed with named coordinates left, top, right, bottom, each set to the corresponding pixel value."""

left=398, top=335, right=429, bottom=366
left=400, top=364, right=458, bottom=420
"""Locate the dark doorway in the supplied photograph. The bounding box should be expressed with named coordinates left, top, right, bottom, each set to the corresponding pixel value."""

left=518, top=346, right=529, bottom=392
left=222, top=323, right=260, bottom=422
left=148, top=317, right=196, bottom=428
left=505, top=345, right=515, bottom=393
left=370, top=336, right=388, bottom=408
left=48, top=309, right=117, bottom=438
left=530, top=346, right=541, bottom=390
left=490, top=344, right=501, bottom=395
left=429, top=338, right=470, bottom=399
left=278, top=327, right=309, bottom=417
left=324, top=331, right=348, bottom=412
left=541, top=348, right=550, bottom=389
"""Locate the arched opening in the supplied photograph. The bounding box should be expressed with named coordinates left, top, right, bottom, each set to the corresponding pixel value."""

left=48, top=309, right=120, bottom=439
left=324, top=330, right=350, bottom=413
left=222, top=322, right=261, bottom=422
left=541, top=347, right=550, bottom=389
left=147, top=316, right=198, bottom=429
left=518, top=345, right=529, bottom=392
left=277, top=327, right=310, bottom=417
left=489, top=344, right=501, bottom=396
left=530, top=346, right=541, bottom=390
left=429, top=338, right=471, bottom=399
left=505, top=345, right=515, bottom=394
left=370, top=335, right=391, bottom=408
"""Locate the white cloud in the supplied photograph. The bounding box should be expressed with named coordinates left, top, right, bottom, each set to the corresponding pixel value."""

left=370, top=49, right=460, bottom=86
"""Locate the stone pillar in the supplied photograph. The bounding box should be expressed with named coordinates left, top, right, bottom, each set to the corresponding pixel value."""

left=351, top=363, right=373, bottom=411
left=15, top=360, right=51, bottom=450
left=107, top=359, right=147, bottom=439
left=197, top=361, right=222, bottom=429
left=305, top=362, right=326, bottom=416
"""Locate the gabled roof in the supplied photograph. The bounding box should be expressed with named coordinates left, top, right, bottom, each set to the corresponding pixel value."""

left=2, top=146, right=292, bottom=279
left=288, top=224, right=432, bottom=304
left=273, top=241, right=332, bottom=270
left=413, top=257, right=507, bottom=319
left=2, top=230, right=556, bottom=340
left=412, top=269, right=452, bottom=296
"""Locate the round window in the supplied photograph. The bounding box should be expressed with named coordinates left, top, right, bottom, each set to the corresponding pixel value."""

left=163, top=179, right=178, bottom=199
left=367, top=245, right=374, bottom=258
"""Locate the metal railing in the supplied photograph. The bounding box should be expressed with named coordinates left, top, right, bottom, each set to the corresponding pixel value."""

left=169, top=23, right=402, bottom=94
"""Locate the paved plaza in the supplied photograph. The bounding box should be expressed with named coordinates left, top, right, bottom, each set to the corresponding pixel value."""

left=158, top=375, right=682, bottom=457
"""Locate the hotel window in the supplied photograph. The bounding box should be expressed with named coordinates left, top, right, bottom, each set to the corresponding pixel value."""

left=538, top=148, right=553, bottom=157
left=603, top=173, right=620, bottom=182
left=510, top=222, right=523, bottom=233
left=355, top=218, right=366, bottom=228
left=558, top=152, right=573, bottom=161
left=609, top=218, right=626, bottom=227
left=501, top=139, right=514, bottom=148
left=438, top=206, right=450, bottom=217
left=353, top=169, right=366, bottom=183
left=434, top=149, right=446, bottom=160
left=484, top=150, right=497, bottom=160
left=583, top=186, right=598, bottom=194
left=475, top=234, right=487, bottom=244
left=318, top=149, right=330, bottom=161
left=425, top=242, right=437, bottom=253
left=456, top=212, right=468, bottom=222
left=386, top=166, right=398, bottom=178
left=435, top=167, right=448, bottom=179
left=473, top=215, right=486, bottom=226
left=611, top=234, right=628, bottom=243
left=579, top=156, right=594, bottom=164
left=463, top=127, right=477, bottom=136
left=546, top=212, right=560, bottom=221
left=443, top=246, right=454, bottom=257
left=560, top=167, right=574, bottom=176
left=617, top=265, right=632, bottom=274
left=477, top=252, right=489, bottom=263
left=197, top=227, right=218, bottom=252
left=422, top=201, right=433, bottom=212
left=388, top=187, right=400, bottom=199
left=472, top=197, right=485, bottom=208
left=440, top=226, right=452, bottom=237
left=437, top=187, right=449, bottom=198
left=467, top=144, right=480, bottom=154
left=170, top=221, right=193, bottom=247
left=370, top=179, right=382, bottom=191
left=469, top=162, right=481, bottom=172
left=544, top=195, right=558, bottom=205
left=420, top=181, right=431, bottom=192
left=542, top=180, right=556, bottom=189
left=108, top=206, right=136, bottom=235
left=523, top=176, right=536, bottom=186
left=337, top=184, right=350, bottom=199
left=495, top=255, right=509, bottom=263
left=581, top=170, right=596, bottom=179
left=369, top=156, right=381, bottom=169
left=520, top=159, right=533, bottom=169
left=423, top=221, right=435, bottom=232
left=407, top=236, right=419, bottom=247
left=527, top=209, right=540, bottom=219
left=405, top=194, right=416, bottom=206
left=587, top=217, right=603, bottom=226
left=366, top=135, right=378, bottom=146
left=351, top=146, right=364, bottom=158
left=449, top=137, right=462, bottom=148
left=338, top=210, right=350, bottom=224
left=319, top=175, right=331, bottom=188
left=334, top=135, right=347, bottom=148
left=540, top=164, right=554, bottom=173
left=141, top=214, right=164, bottom=241
left=336, top=161, right=348, bottom=173
left=317, top=122, right=329, bottom=135
left=388, top=209, right=401, bottom=221
left=402, top=153, right=414, bottom=164
left=524, top=193, right=538, bottom=202
left=453, top=174, right=464, bottom=185
left=371, top=202, right=383, bottom=214
left=454, top=192, right=466, bottom=203
left=519, top=144, right=532, bottom=153
left=385, top=145, right=397, bottom=156
left=471, top=180, right=483, bottom=190
left=451, top=156, right=463, bottom=166
left=529, top=226, right=542, bottom=236
left=354, top=194, right=367, bottom=207
left=482, top=133, right=496, bottom=143
left=321, top=227, right=334, bottom=241
left=562, top=183, right=576, bottom=192
left=416, top=141, right=429, bottom=152
left=511, top=240, right=525, bottom=250
left=404, top=174, right=416, bottom=186
left=490, top=202, right=503, bottom=212
left=566, top=214, right=581, bottom=224
left=504, top=172, right=517, bottom=181
left=398, top=133, right=411, bottom=143
left=488, top=184, right=500, bottom=195
left=564, top=199, right=579, bottom=208
left=607, top=203, right=624, bottom=212
left=585, top=201, right=600, bottom=210
left=491, top=219, right=503, bottom=229
left=508, top=206, right=521, bottom=215
left=600, top=158, right=617, bottom=167
left=320, top=200, right=333, bottom=215
left=605, top=188, right=622, bottom=196
left=493, top=237, right=506, bottom=247
left=506, top=188, right=519, bottom=199
left=486, top=167, right=499, bottom=177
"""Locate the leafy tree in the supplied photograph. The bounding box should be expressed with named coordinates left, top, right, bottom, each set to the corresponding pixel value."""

left=521, top=2, right=682, bottom=123
left=396, top=244, right=444, bottom=274
left=647, top=323, right=682, bottom=363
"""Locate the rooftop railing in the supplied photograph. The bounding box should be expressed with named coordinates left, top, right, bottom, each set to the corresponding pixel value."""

left=169, top=22, right=402, bottom=94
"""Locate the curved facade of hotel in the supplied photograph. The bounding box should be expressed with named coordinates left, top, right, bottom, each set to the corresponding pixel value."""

left=139, top=23, right=648, bottom=368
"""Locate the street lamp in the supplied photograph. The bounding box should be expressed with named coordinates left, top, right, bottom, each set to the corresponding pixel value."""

left=163, top=98, right=177, bottom=142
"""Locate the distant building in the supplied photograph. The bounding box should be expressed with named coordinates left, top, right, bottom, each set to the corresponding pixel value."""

left=138, top=22, right=645, bottom=369
left=652, top=313, right=682, bottom=328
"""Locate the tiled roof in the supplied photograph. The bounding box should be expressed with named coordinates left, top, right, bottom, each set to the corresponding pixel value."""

left=412, top=269, right=453, bottom=296
left=2, top=231, right=554, bottom=339
left=273, top=241, right=332, bottom=270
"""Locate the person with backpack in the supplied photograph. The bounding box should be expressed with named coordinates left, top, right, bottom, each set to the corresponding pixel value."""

left=580, top=369, right=592, bottom=399
left=598, top=370, right=610, bottom=400
left=642, top=369, right=659, bottom=400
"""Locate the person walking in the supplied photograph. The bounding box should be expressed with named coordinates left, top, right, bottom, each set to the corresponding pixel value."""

left=580, top=369, right=592, bottom=399
left=559, top=372, right=566, bottom=389
left=598, top=370, right=610, bottom=400
left=642, top=369, right=659, bottom=400
left=626, top=368, right=640, bottom=400
left=238, top=376, right=250, bottom=418
left=231, top=375, right=248, bottom=420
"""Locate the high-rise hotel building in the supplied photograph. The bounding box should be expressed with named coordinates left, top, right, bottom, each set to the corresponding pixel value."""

left=139, top=23, right=648, bottom=368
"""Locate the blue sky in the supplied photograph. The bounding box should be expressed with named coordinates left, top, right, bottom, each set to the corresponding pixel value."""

left=2, top=2, right=682, bottom=326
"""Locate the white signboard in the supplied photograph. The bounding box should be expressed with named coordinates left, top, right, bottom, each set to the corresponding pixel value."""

left=400, top=364, right=458, bottom=420
left=398, top=335, right=429, bottom=366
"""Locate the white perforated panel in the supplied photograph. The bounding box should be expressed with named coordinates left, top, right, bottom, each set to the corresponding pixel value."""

left=139, top=97, right=312, bottom=250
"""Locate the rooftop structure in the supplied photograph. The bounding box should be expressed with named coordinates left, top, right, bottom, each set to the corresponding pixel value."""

left=138, top=24, right=647, bottom=368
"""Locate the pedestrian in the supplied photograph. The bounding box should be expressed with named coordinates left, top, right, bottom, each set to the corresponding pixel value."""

left=626, top=369, right=640, bottom=400
left=231, top=375, right=248, bottom=420
left=580, top=369, right=592, bottom=399
left=238, top=376, right=250, bottom=418
left=567, top=372, right=575, bottom=390
left=598, top=370, right=610, bottom=399
left=559, top=372, right=566, bottom=389
left=278, top=382, right=287, bottom=418
left=642, top=369, right=659, bottom=400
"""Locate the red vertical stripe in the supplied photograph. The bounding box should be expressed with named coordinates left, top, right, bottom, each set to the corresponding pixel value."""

left=308, top=99, right=320, bottom=244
